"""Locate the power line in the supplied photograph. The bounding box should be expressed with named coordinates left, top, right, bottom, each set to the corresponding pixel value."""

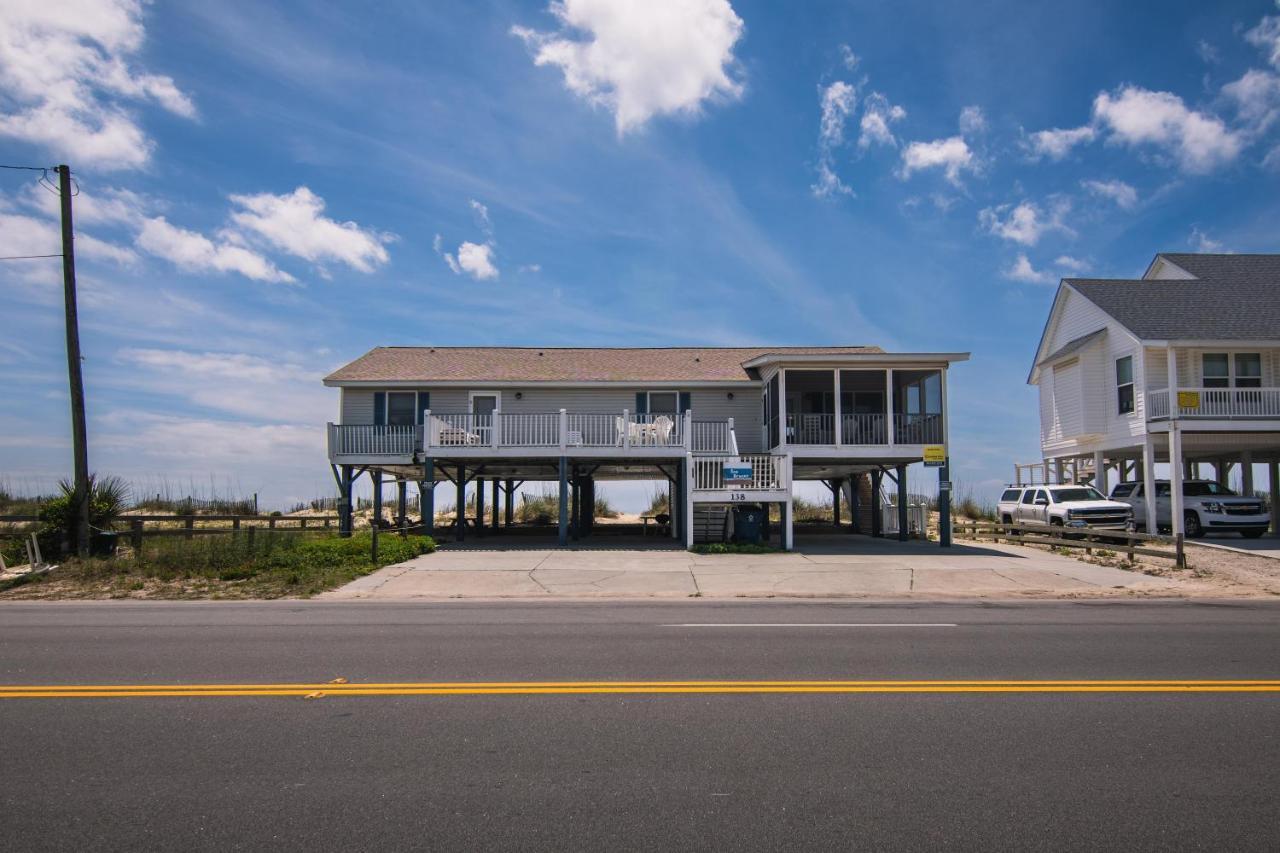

left=0, top=164, right=53, bottom=171
left=0, top=253, right=64, bottom=261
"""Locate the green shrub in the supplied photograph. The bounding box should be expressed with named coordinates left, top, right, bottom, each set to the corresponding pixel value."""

left=691, top=542, right=779, bottom=555
left=37, top=475, right=129, bottom=553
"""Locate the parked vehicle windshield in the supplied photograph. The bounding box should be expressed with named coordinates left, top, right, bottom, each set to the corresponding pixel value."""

left=1183, top=482, right=1237, bottom=497
left=1050, top=487, right=1105, bottom=502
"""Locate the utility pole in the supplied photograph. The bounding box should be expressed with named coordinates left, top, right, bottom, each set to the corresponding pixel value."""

left=58, top=164, right=90, bottom=558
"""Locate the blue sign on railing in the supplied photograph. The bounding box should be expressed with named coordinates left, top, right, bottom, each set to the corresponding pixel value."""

left=723, top=464, right=754, bottom=483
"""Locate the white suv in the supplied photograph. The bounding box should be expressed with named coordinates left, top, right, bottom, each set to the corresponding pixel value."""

left=1109, top=480, right=1270, bottom=539
left=997, top=485, right=1133, bottom=531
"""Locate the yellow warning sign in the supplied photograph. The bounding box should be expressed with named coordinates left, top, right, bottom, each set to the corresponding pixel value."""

left=1177, top=391, right=1201, bottom=410
left=923, top=445, right=947, bottom=466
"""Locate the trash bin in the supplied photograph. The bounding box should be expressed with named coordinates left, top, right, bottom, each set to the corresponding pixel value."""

left=90, top=531, right=118, bottom=558
left=731, top=506, right=765, bottom=544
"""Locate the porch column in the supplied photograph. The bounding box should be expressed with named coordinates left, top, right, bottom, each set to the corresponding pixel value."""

left=1269, top=462, right=1279, bottom=535
left=504, top=479, right=515, bottom=528
left=833, top=369, right=843, bottom=446
left=1053, top=458, right=1064, bottom=485
left=848, top=477, right=861, bottom=534
left=871, top=469, right=883, bottom=537
left=570, top=469, right=580, bottom=542
left=455, top=464, right=466, bottom=542
left=684, top=455, right=695, bottom=549
left=1093, top=450, right=1106, bottom=496
left=558, top=457, right=569, bottom=546
left=1241, top=451, right=1255, bottom=496
left=396, top=480, right=407, bottom=534
left=492, top=478, right=500, bottom=532
left=371, top=470, right=382, bottom=560
left=475, top=476, right=485, bottom=536
left=896, top=463, right=908, bottom=542
left=1169, top=425, right=1185, bottom=540
left=583, top=477, right=595, bottom=536
left=421, top=459, right=434, bottom=534
left=939, top=458, right=952, bottom=548
left=1142, top=435, right=1158, bottom=534
left=831, top=478, right=842, bottom=528
left=339, top=464, right=353, bottom=538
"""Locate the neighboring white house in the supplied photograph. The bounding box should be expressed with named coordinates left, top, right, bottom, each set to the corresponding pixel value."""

left=323, top=346, right=969, bottom=549
left=1028, top=253, right=1280, bottom=538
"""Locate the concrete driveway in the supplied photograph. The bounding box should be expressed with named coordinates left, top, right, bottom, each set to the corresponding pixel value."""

left=322, top=535, right=1185, bottom=600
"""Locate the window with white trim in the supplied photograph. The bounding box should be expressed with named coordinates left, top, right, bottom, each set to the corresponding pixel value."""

left=1202, top=352, right=1262, bottom=388
left=1115, top=355, right=1134, bottom=415
left=386, top=392, right=416, bottom=426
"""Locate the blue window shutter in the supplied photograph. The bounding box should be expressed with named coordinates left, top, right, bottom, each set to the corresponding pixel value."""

left=373, top=392, right=386, bottom=425
left=678, top=392, right=691, bottom=414
left=635, top=392, right=647, bottom=414
left=416, top=392, right=430, bottom=424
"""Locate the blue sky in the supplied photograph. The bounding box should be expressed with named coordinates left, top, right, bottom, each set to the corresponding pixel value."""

left=2, top=0, right=1280, bottom=509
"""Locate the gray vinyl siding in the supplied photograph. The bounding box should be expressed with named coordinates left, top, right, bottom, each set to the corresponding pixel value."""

left=337, top=385, right=764, bottom=452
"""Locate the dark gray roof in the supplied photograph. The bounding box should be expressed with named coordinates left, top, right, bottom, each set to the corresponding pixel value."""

left=1066, top=253, right=1280, bottom=340
left=1037, top=328, right=1107, bottom=366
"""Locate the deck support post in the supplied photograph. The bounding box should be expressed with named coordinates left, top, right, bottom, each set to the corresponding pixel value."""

left=492, top=478, right=500, bottom=532
left=896, top=463, right=908, bottom=542
left=1093, top=450, right=1106, bottom=496
left=583, top=476, right=595, bottom=537
left=849, top=476, right=861, bottom=534
left=396, top=480, right=407, bottom=534
left=504, top=479, right=515, bottom=528
left=456, top=464, right=466, bottom=542
left=1169, top=424, right=1185, bottom=542
left=1269, top=462, right=1279, bottom=535
left=939, top=459, right=952, bottom=548
left=1241, top=451, right=1255, bottom=496
left=570, top=468, right=580, bottom=542
left=1142, top=436, right=1158, bottom=534
left=371, top=469, right=382, bottom=561
left=871, top=469, right=883, bottom=538
left=339, top=464, right=353, bottom=538
left=831, top=478, right=842, bottom=528
left=781, top=497, right=793, bottom=551
left=684, top=455, right=695, bottom=550
left=558, top=457, right=569, bottom=547
left=421, top=459, right=434, bottom=534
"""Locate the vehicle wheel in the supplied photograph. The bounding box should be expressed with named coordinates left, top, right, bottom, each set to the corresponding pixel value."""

left=1184, top=512, right=1204, bottom=539
left=1241, top=529, right=1266, bottom=539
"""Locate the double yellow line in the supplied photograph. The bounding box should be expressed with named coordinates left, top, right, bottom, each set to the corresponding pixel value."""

left=2, top=680, right=1280, bottom=699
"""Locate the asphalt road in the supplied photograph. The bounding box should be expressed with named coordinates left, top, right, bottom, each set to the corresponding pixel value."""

left=2, top=600, right=1278, bottom=851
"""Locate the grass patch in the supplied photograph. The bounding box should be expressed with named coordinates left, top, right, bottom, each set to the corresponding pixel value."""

left=0, top=532, right=435, bottom=600
left=691, top=542, right=780, bottom=555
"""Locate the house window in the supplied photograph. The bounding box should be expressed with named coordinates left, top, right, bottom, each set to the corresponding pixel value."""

left=1115, top=355, right=1134, bottom=415
left=1202, top=353, right=1230, bottom=388
left=1235, top=353, right=1262, bottom=388
left=1203, top=352, right=1262, bottom=388
left=647, top=392, right=678, bottom=414
left=386, top=392, right=416, bottom=426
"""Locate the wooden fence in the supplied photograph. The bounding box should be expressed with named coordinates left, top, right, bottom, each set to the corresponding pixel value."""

left=952, top=520, right=1185, bottom=568
left=0, top=514, right=339, bottom=553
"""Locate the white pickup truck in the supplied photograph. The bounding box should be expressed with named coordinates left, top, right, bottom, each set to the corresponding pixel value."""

left=1108, top=480, right=1270, bottom=539
left=997, top=485, right=1133, bottom=530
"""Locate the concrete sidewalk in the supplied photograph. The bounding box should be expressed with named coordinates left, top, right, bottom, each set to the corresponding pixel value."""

left=322, top=536, right=1187, bottom=600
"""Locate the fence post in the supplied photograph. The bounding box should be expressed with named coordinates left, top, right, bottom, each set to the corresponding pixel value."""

left=247, top=526, right=256, bottom=549
left=233, top=517, right=241, bottom=539
left=1175, top=534, right=1185, bottom=569
left=184, top=516, right=194, bottom=540
left=131, top=518, right=143, bottom=553
left=269, top=516, right=277, bottom=530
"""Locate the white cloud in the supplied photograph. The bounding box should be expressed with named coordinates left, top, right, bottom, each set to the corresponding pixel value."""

left=1024, top=125, right=1096, bottom=160
left=1197, top=39, right=1220, bottom=65
left=1004, top=254, right=1053, bottom=284
left=137, top=216, right=295, bottom=283
left=979, top=200, right=1073, bottom=246
left=858, top=92, right=905, bottom=148
left=1222, top=69, right=1280, bottom=131
left=98, top=411, right=322, bottom=462
left=959, top=105, right=986, bottom=135
left=1054, top=255, right=1089, bottom=274
left=1188, top=226, right=1224, bottom=253
left=18, top=181, right=151, bottom=227
left=812, top=80, right=857, bottom=197
left=1265, top=143, right=1280, bottom=171
left=838, top=44, right=858, bottom=70
left=227, top=187, right=393, bottom=273
left=0, top=209, right=135, bottom=265
left=1092, top=85, right=1242, bottom=173
left=1081, top=178, right=1138, bottom=209
left=0, top=0, right=195, bottom=169
left=512, top=0, right=745, bottom=134
left=900, top=136, right=975, bottom=185
left=445, top=241, right=499, bottom=281
left=1245, top=10, right=1280, bottom=69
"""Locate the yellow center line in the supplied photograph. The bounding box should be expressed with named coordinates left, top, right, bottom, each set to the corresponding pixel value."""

left=0, top=680, right=1279, bottom=698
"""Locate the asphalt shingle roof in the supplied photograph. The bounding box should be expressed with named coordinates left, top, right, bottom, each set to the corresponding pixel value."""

left=325, top=346, right=885, bottom=384
left=1066, top=253, right=1280, bottom=341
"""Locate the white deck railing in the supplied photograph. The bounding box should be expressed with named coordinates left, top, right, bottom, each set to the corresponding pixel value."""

left=1147, top=387, right=1280, bottom=420
left=691, top=419, right=733, bottom=454
left=329, top=424, right=422, bottom=456
left=498, top=412, right=561, bottom=447
left=692, top=454, right=788, bottom=491
left=841, top=413, right=886, bottom=445
left=893, top=413, right=944, bottom=445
